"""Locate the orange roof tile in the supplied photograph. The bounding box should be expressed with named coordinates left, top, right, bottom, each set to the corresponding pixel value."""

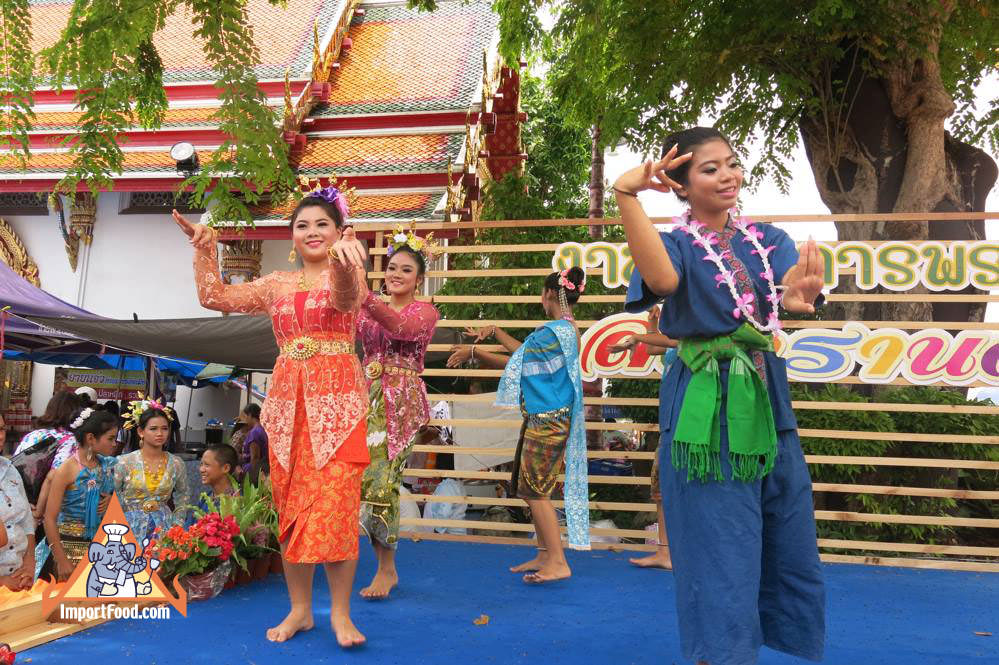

left=28, top=107, right=233, bottom=132
left=0, top=149, right=217, bottom=174
left=29, top=0, right=345, bottom=83
left=252, top=191, right=441, bottom=221
left=314, top=1, right=498, bottom=115
left=296, top=133, right=463, bottom=175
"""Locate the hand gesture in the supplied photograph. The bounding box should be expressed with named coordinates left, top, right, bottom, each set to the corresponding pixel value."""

left=447, top=345, right=473, bottom=368
left=172, top=209, right=216, bottom=250
left=612, top=144, right=692, bottom=196
left=608, top=335, right=639, bottom=354
left=646, top=305, right=661, bottom=332
left=782, top=238, right=824, bottom=314
left=463, top=326, right=495, bottom=342
left=329, top=226, right=367, bottom=268
left=56, top=557, right=75, bottom=582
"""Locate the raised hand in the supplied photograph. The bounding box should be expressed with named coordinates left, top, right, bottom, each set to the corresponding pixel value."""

left=463, top=326, right=495, bottom=342
left=608, top=335, right=639, bottom=353
left=446, top=345, right=472, bottom=368
left=782, top=238, right=824, bottom=314
left=647, top=305, right=661, bottom=332
left=613, top=144, right=692, bottom=196
left=329, top=226, right=367, bottom=268
left=172, top=209, right=216, bottom=250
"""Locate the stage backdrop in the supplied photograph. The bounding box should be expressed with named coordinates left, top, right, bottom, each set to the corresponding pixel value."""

left=359, top=213, right=999, bottom=573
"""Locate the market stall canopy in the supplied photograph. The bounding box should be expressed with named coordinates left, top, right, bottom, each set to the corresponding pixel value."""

left=0, top=259, right=97, bottom=320
left=29, top=314, right=464, bottom=372
left=29, top=314, right=279, bottom=371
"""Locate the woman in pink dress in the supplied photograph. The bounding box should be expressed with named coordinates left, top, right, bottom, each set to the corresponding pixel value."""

left=356, top=229, right=439, bottom=599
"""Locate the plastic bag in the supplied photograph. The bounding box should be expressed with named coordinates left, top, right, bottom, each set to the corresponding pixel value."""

left=423, top=478, right=467, bottom=535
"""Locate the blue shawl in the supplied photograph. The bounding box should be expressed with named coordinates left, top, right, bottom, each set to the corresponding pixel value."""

left=496, top=319, right=590, bottom=550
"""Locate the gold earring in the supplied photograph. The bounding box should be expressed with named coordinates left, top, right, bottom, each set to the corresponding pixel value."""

left=288, top=247, right=297, bottom=263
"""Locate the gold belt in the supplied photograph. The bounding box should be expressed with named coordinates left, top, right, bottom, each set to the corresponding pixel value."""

left=280, top=336, right=352, bottom=361
left=59, top=520, right=87, bottom=538
left=364, top=360, right=418, bottom=380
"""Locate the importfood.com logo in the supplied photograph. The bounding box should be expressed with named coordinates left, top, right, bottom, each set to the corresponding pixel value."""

left=41, top=495, right=188, bottom=619
left=59, top=604, right=172, bottom=621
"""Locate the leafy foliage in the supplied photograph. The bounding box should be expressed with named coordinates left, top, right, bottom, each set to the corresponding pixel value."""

left=0, top=0, right=35, bottom=165
left=3, top=0, right=296, bottom=224
left=413, top=1, right=999, bottom=187
left=794, top=383, right=999, bottom=548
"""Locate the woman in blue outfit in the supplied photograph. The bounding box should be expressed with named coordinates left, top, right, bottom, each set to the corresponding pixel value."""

left=42, top=408, right=118, bottom=581
left=613, top=127, right=826, bottom=665
left=448, top=267, right=590, bottom=583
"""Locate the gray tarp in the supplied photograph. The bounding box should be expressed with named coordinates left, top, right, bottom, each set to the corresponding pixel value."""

left=29, top=314, right=462, bottom=372
left=30, top=314, right=279, bottom=370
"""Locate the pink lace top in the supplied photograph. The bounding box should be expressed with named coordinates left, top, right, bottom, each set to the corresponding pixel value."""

left=193, top=244, right=370, bottom=471
left=357, top=292, right=439, bottom=459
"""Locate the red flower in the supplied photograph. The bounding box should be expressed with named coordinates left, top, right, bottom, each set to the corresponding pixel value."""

left=0, top=643, right=15, bottom=665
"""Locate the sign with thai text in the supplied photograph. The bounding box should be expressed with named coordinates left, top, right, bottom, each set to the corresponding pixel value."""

left=553, top=240, right=999, bottom=292
left=579, top=313, right=999, bottom=386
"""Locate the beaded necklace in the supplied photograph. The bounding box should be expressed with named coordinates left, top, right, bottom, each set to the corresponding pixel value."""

left=674, top=210, right=783, bottom=334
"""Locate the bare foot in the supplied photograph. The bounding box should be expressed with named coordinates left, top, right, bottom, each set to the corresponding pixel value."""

left=359, top=569, right=398, bottom=599
left=266, top=609, right=314, bottom=642
left=629, top=549, right=672, bottom=570
left=523, top=561, right=571, bottom=584
left=331, top=613, right=366, bottom=648
left=510, top=553, right=548, bottom=573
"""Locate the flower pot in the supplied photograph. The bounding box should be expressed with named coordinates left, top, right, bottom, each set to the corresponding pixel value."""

left=180, top=561, right=232, bottom=601
left=269, top=552, right=283, bottom=576
left=250, top=556, right=270, bottom=582
left=235, top=565, right=252, bottom=586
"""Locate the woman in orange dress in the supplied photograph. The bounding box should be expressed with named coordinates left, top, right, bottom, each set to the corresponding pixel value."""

left=173, top=188, right=370, bottom=648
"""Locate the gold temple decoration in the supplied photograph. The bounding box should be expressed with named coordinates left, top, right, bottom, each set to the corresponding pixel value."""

left=221, top=239, right=263, bottom=285
left=0, top=216, right=40, bottom=286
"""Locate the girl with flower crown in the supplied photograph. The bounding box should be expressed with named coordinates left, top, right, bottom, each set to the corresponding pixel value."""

left=355, top=227, right=439, bottom=599
left=42, top=408, right=118, bottom=581
left=448, top=267, right=590, bottom=583
left=614, top=127, right=826, bottom=665
left=173, top=186, right=370, bottom=648
left=113, top=401, right=189, bottom=547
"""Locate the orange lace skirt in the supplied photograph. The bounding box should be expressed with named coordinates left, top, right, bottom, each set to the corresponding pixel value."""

left=270, top=398, right=367, bottom=564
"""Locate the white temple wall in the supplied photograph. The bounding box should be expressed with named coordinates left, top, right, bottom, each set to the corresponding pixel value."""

left=6, top=193, right=269, bottom=425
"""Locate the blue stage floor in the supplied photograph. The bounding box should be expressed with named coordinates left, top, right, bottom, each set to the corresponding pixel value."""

left=26, top=541, right=998, bottom=664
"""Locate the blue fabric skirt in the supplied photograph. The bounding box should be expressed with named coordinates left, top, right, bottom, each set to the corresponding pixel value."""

left=660, top=424, right=826, bottom=665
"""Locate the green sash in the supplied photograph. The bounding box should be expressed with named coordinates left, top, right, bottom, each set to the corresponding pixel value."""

left=672, top=323, right=777, bottom=482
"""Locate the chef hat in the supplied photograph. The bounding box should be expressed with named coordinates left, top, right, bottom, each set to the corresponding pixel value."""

left=103, top=524, right=130, bottom=542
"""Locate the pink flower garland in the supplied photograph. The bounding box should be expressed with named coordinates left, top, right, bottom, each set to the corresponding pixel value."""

left=675, top=210, right=783, bottom=334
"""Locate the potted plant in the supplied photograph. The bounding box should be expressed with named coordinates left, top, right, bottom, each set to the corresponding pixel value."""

left=150, top=513, right=240, bottom=601
left=191, top=474, right=279, bottom=585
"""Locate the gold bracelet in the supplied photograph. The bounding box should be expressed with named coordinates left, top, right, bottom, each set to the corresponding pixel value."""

left=613, top=186, right=639, bottom=198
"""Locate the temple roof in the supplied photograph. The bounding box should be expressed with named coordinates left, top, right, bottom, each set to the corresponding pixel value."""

left=29, top=0, right=347, bottom=84
left=3, top=0, right=515, bottom=228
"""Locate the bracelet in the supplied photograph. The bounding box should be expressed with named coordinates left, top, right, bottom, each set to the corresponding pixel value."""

left=612, top=186, right=639, bottom=198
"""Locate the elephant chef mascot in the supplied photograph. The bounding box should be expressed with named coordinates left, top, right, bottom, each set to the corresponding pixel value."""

left=86, top=523, right=160, bottom=598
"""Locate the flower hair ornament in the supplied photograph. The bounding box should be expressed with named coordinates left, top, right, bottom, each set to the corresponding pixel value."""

left=122, top=394, right=175, bottom=430
left=70, top=407, right=94, bottom=430
left=558, top=268, right=585, bottom=293
left=297, top=175, right=358, bottom=225
left=386, top=222, right=441, bottom=263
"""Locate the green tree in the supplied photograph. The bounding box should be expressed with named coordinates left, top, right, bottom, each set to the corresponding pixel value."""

left=415, top=0, right=999, bottom=325
left=0, top=0, right=297, bottom=224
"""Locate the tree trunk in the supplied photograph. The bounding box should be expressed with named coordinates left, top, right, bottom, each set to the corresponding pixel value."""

left=799, top=41, right=997, bottom=328
left=588, top=123, right=604, bottom=238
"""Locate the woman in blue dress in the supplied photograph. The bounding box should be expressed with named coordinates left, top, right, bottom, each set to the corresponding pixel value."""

left=43, top=408, right=118, bottom=581
left=448, top=267, right=590, bottom=583
left=614, top=126, right=826, bottom=665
